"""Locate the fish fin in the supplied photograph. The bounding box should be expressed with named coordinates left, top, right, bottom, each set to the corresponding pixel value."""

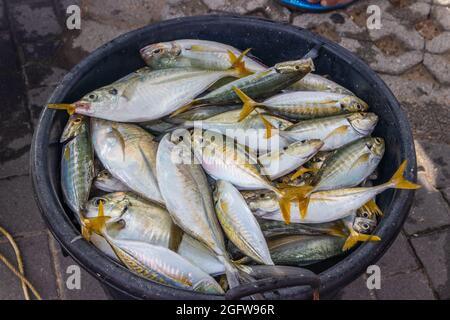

left=111, top=126, right=126, bottom=161
left=275, top=185, right=314, bottom=224
left=170, top=100, right=197, bottom=117
left=121, top=79, right=139, bottom=101
left=388, top=160, right=420, bottom=189
left=81, top=200, right=111, bottom=240
left=232, top=86, right=262, bottom=121
left=228, top=48, right=253, bottom=76
left=350, top=153, right=370, bottom=170
left=254, top=110, right=275, bottom=139
left=168, top=224, right=184, bottom=252
left=190, top=45, right=207, bottom=51
left=363, top=199, right=383, bottom=217
left=218, top=256, right=241, bottom=289
left=47, top=104, right=76, bottom=115
left=323, top=124, right=350, bottom=140
left=342, top=230, right=381, bottom=251
left=63, top=144, right=71, bottom=161
left=326, top=225, right=347, bottom=238
left=290, top=166, right=314, bottom=181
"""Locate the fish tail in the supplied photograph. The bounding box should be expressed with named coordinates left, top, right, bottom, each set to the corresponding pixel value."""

left=228, top=48, right=253, bottom=77
left=81, top=200, right=110, bottom=241
left=388, top=160, right=420, bottom=190
left=47, top=103, right=76, bottom=115
left=232, top=86, right=262, bottom=122
left=363, top=199, right=383, bottom=217
left=273, top=185, right=314, bottom=224
left=342, top=230, right=381, bottom=251
left=290, top=166, right=316, bottom=181
left=253, top=109, right=276, bottom=139
left=218, top=256, right=241, bottom=289
left=170, top=100, right=198, bottom=117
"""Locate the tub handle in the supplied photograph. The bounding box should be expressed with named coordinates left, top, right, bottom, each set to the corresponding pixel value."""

left=225, top=268, right=320, bottom=300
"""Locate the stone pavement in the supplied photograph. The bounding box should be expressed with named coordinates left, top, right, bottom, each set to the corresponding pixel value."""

left=0, top=0, right=449, bottom=300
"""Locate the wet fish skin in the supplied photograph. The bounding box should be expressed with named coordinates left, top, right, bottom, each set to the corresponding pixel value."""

left=195, top=58, right=314, bottom=105
left=288, top=73, right=355, bottom=96
left=140, top=39, right=265, bottom=72
left=268, top=235, right=345, bottom=266
left=257, top=218, right=345, bottom=239
left=312, top=137, right=385, bottom=191
left=214, top=180, right=273, bottom=265
left=91, top=119, right=164, bottom=205
left=60, top=115, right=94, bottom=219
left=177, top=109, right=292, bottom=153
left=281, top=112, right=378, bottom=151
left=94, top=169, right=130, bottom=192
left=65, top=67, right=239, bottom=122
left=256, top=91, right=368, bottom=120
left=107, top=236, right=224, bottom=294
left=259, top=139, right=324, bottom=180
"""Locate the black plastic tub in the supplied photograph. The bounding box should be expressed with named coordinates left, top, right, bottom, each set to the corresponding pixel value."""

left=31, top=15, right=417, bottom=300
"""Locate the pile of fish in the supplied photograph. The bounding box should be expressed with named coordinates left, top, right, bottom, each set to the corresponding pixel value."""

left=50, top=39, right=420, bottom=295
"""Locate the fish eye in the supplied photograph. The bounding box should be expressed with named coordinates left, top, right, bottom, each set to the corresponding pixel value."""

left=152, top=48, right=162, bottom=54
left=362, top=223, right=370, bottom=230
left=88, top=94, right=97, bottom=100
left=109, top=88, right=118, bottom=95
left=374, top=137, right=382, bottom=144
left=73, top=117, right=82, bottom=124
left=294, top=65, right=300, bottom=70
left=117, top=219, right=126, bottom=229
left=360, top=211, right=370, bottom=218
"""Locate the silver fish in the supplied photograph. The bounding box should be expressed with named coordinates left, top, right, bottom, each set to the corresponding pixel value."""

left=60, top=114, right=94, bottom=220
left=91, top=119, right=163, bottom=205
left=288, top=73, right=355, bottom=95
left=49, top=67, right=240, bottom=122
left=214, top=180, right=273, bottom=265
left=94, top=170, right=130, bottom=192
left=280, top=113, right=378, bottom=151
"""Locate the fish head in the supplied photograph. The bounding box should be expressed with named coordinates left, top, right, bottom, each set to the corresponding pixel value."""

left=241, top=190, right=278, bottom=212
left=140, top=42, right=181, bottom=68
left=94, top=169, right=112, bottom=185
left=366, top=137, right=385, bottom=160
left=348, top=112, right=378, bottom=136
left=284, top=139, right=324, bottom=158
left=193, top=279, right=225, bottom=295
left=274, top=58, right=315, bottom=75
left=60, top=114, right=87, bottom=142
left=85, top=193, right=130, bottom=221
left=76, top=86, right=122, bottom=117
left=340, top=96, right=369, bottom=113
left=353, top=216, right=377, bottom=234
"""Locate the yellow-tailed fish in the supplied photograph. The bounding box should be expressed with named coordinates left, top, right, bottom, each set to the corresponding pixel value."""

left=214, top=180, right=273, bottom=265
left=140, top=39, right=264, bottom=74
left=280, top=112, right=378, bottom=151
left=94, top=170, right=130, bottom=192
left=288, top=73, right=355, bottom=95
left=156, top=134, right=240, bottom=287
left=91, top=119, right=163, bottom=205
left=60, top=114, right=94, bottom=221
left=234, top=87, right=368, bottom=122
left=191, top=130, right=313, bottom=224
left=48, top=67, right=241, bottom=122
left=258, top=139, right=324, bottom=180
left=249, top=160, right=419, bottom=223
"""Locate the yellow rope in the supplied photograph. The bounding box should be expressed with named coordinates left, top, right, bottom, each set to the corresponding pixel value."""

left=0, top=226, right=42, bottom=300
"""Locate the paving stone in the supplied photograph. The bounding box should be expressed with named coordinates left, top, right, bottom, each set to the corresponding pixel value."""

left=338, top=37, right=362, bottom=53
left=24, top=63, right=66, bottom=88
left=0, top=32, right=20, bottom=72
left=426, top=31, right=450, bottom=53
left=404, top=173, right=450, bottom=235
left=362, top=46, right=423, bottom=75
left=160, top=0, right=209, bottom=20
left=432, top=4, right=450, bottom=30
left=0, top=71, right=33, bottom=179
left=386, top=0, right=431, bottom=24
left=375, top=270, right=436, bottom=300
left=411, top=229, right=450, bottom=299
left=27, top=85, right=55, bottom=127
left=424, top=53, right=450, bottom=85
left=334, top=275, right=374, bottom=300
left=415, top=139, right=450, bottom=189
left=403, top=102, right=444, bottom=142
left=369, top=18, right=425, bottom=51
left=0, top=176, right=46, bottom=236
left=442, top=187, right=450, bottom=204
left=9, top=1, right=63, bottom=42
left=49, top=237, right=108, bottom=300
left=22, top=38, right=63, bottom=63
left=434, top=0, right=450, bottom=6
left=0, top=233, right=59, bottom=300
left=206, top=0, right=266, bottom=15
left=378, top=233, right=419, bottom=276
